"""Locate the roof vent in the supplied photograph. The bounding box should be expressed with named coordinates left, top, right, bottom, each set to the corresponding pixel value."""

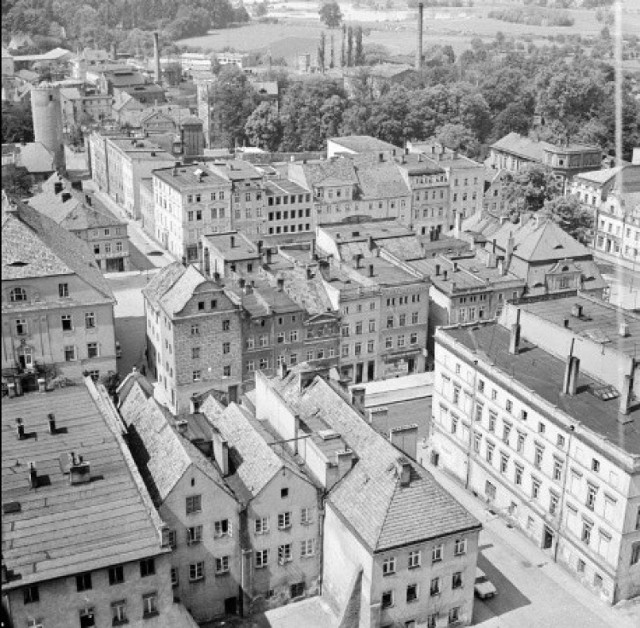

left=619, top=322, right=629, bottom=337
left=16, top=418, right=25, bottom=440
left=176, top=420, right=189, bottom=435
left=28, top=462, right=38, bottom=489
left=69, top=453, right=91, bottom=485
left=318, top=429, right=340, bottom=441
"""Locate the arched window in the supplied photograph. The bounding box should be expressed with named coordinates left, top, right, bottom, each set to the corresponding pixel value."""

left=10, top=287, right=27, bottom=302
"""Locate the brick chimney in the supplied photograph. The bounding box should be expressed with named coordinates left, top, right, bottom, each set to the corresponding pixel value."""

left=561, top=339, right=580, bottom=396
left=509, top=309, right=521, bottom=355
left=69, top=454, right=91, bottom=485
left=212, top=427, right=229, bottom=476
left=416, top=3, right=424, bottom=70
left=351, top=387, right=365, bottom=412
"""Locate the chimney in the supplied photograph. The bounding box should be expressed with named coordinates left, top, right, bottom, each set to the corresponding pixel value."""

left=266, top=248, right=272, bottom=265
left=509, top=309, right=521, bottom=355
left=69, top=454, right=91, bottom=485
left=492, top=239, right=497, bottom=254
left=85, top=194, right=92, bottom=206
left=110, top=42, right=117, bottom=60
left=71, top=180, right=82, bottom=191
left=416, top=3, right=424, bottom=70
left=619, top=373, right=634, bottom=419
left=176, top=420, right=189, bottom=435
left=398, top=457, right=412, bottom=486
left=351, top=387, right=365, bottom=412
left=435, top=263, right=441, bottom=276
left=16, top=418, right=25, bottom=440
left=238, top=277, right=246, bottom=290
left=619, top=322, right=629, bottom=337
left=505, top=232, right=514, bottom=268
left=571, top=303, right=583, bottom=318
left=230, top=235, right=235, bottom=248
left=54, top=181, right=63, bottom=194
left=353, top=253, right=362, bottom=269
left=310, top=240, right=316, bottom=260
left=452, top=261, right=459, bottom=272
left=443, top=269, right=448, bottom=281
left=368, top=263, right=374, bottom=278
left=306, top=267, right=313, bottom=280
left=368, top=235, right=375, bottom=251
left=28, top=462, right=38, bottom=489
left=153, top=31, right=161, bottom=85
left=562, top=339, right=579, bottom=396
left=278, top=362, right=288, bottom=379
left=61, top=192, right=72, bottom=202
left=48, top=413, right=56, bottom=434
left=277, top=277, right=284, bottom=291
left=390, top=424, right=418, bottom=460
left=257, top=240, right=263, bottom=255
left=212, top=429, right=229, bottom=475
left=336, top=449, right=354, bottom=480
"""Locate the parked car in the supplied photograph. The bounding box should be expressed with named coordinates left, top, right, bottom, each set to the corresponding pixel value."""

left=115, top=341, right=122, bottom=358
left=474, top=568, right=497, bottom=599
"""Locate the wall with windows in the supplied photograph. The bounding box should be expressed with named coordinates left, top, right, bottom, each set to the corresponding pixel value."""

left=243, top=468, right=322, bottom=612
left=7, top=552, right=173, bottom=628
left=430, top=328, right=640, bottom=604
left=1, top=275, right=116, bottom=381
left=160, top=466, right=241, bottom=623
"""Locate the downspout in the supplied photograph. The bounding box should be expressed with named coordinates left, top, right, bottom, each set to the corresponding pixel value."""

left=553, top=424, right=575, bottom=564
left=317, top=489, right=327, bottom=595
left=465, top=359, right=479, bottom=490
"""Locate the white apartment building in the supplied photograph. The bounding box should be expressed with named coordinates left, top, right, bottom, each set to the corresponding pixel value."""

left=428, top=297, right=640, bottom=603
left=153, top=164, right=232, bottom=262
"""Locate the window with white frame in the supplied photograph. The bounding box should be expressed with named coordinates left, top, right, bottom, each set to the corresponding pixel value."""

left=255, top=549, right=269, bottom=568
left=189, top=562, right=204, bottom=582
left=408, top=550, right=421, bottom=569
left=214, top=519, right=231, bottom=537
left=111, top=600, right=127, bottom=624
left=142, top=592, right=158, bottom=616
left=454, top=538, right=467, bottom=555
left=432, top=544, right=443, bottom=563
left=382, top=556, right=396, bottom=575
left=215, top=556, right=230, bottom=575
left=187, top=525, right=202, bottom=545
left=278, top=543, right=292, bottom=564
left=186, top=495, right=201, bottom=514
left=278, top=512, right=291, bottom=530
left=255, top=516, right=269, bottom=534
left=301, top=539, right=316, bottom=557
left=301, top=507, right=313, bottom=525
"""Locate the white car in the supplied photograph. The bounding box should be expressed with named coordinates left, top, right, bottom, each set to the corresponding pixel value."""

left=474, top=568, right=497, bottom=599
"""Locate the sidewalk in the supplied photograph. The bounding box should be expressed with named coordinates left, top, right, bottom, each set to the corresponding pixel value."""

left=427, top=463, right=639, bottom=628
left=92, top=189, right=175, bottom=269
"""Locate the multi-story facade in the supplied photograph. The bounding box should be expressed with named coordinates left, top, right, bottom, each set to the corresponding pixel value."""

left=2, top=197, right=117, bottom=388
left=153, top=164, right=233, bottom=262
left=118, top=377, right=242, bottom=622
left=88, top=132, right=175, bottom=220
left=143, top=263, right=243, bottom=414
left=570, top=165, right=637, bottom=210
left=28, top=178, right=131, bottom=273
left=255, top=366, right=482, bottom=627
left=428, top=297, right=640, bottom=603
left=201, top=397, right=323, bottom=612
left=397, top=154, right=451, bottom=237
left=208, top=160, right=267, bottom=240
left=488, top=132, right=602, bottom=189
left=201, top=231, right=261, bottom=279
left=593, top=185, right=640, bottom=268
left=264, top=178, right=313, bottom=236
left=409, top=140, right=485, bottom=220
left=2, top=378, right=189, bottom=628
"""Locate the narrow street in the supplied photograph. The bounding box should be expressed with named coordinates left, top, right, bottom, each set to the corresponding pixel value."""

left=424, top=464, right=640, bottom=628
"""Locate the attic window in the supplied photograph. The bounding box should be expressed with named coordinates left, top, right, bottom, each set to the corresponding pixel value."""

left=562, top=266, right=569, bottom=272
left=554, top=244, right=564, bottom=249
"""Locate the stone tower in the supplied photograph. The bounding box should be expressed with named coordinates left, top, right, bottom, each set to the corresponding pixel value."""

left=31, top=83, right=65, bottom=171
left=180, top=117, right=205, bottom=158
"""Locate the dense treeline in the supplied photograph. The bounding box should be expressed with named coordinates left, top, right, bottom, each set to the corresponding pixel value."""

left=229, top=34, right=640, bottom=164
left=2, top=0, right=249, bottom=52
left=488, top=7, right=574, bottom=26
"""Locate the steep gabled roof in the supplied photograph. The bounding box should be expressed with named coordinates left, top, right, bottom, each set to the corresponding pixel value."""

left=202, top=400, right=284, bottom=501
left=355, top=162, right=411, bottom=200
left=2, top=198, right=114, bottom=300
left=272, top=374, right=480, bottom=551
left=490, top=132, right=546, bottom=162
left=119, top=380, right=233, bottom=505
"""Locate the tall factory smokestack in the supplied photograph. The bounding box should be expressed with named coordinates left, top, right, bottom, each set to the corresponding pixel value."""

left=416, top=3, right=424, bottom=70
left=153, top=31, right=161, bottom=85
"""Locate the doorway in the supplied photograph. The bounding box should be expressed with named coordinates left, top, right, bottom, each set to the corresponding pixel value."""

left=543, top=526, right=554, bottom=550
left=367, top=361, right=375, bottom=381
left=224, top=597, right=237, bottom=615
left=407, top=357, right=415, bottom=373
left=355, top=362, right=363, bottom=384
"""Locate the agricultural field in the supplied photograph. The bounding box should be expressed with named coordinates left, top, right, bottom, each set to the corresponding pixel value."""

left=177, top=1, right=640, bottom=58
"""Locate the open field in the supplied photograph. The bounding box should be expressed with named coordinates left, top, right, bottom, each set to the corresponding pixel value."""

left=177, top=2, right=640, bottom=58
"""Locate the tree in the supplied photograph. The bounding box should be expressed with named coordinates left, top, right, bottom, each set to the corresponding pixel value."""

left=319, top=1, right=343, bottom=29
left=318, top=31, right=326, bottom=72
left=341, top=23, right=346, bottom=67
left=2, top=165, right=32, bottom=198
left=354, top=26, right=365, bottom=65
left=253, top=1, right=269, bottom=17
left=347, top=25, right=353, bottom=66
left=330, top=33, right=335, bottom=69
left=244, top=102, right=283, bottom=151
left=1, top=104, right=34, bottom=144
left=211, top=65, right=259, bottom=149
left=502, top=164, right=563, bottom=215
left=492, top=102, right=532, bottom=139
left=542, top=195, right=593, bottom=244
left=435, top=123, right=480, bottom=158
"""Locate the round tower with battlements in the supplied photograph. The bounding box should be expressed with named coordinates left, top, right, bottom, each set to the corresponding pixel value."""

left=30, top=83, right=65, bottom=172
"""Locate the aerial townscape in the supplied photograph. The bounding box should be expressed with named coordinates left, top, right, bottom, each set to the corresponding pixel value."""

left=2, top=1, right=640, bottom=628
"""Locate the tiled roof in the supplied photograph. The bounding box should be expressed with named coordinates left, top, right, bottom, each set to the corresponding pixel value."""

left=2, top=142, right=55, bottom=173
left=329, top=136, right=400, bottom=154
left=2, top=199, right=114, bottom=300
left=490, top=132, right=546, bottom=162
left=355, top=163, right=410, bottom=200
left=492, top=218, right=591, bottom=262
left=202, top=400, right=283, bottom=500
left=573, top=165, right=625, bottom=185
left=272, top=374, right=480, bottom=551
left=143, top=263, right=211, bottom=316
left=300, top=159, right=359, bottom=187
left=1, top=380, right=167, bottom=589
left=119, top=379, right=232, bottom=505
left=28, top=185, right=124, bottom=230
